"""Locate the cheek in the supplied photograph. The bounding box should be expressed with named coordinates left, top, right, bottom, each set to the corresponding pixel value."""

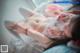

left=64, top=26, right=71, bottom=37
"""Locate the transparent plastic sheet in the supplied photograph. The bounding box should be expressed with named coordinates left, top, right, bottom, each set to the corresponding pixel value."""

left=5, top=11, right=76, bottom=53
left=8, top=36, right=44, bottom=53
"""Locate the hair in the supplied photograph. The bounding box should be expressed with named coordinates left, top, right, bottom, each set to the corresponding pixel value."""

left=69, top=15, right=80, bottom=40
left=73, top=0, right=80, bottom=5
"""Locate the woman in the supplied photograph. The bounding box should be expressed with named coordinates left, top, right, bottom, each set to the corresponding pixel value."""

left=43, top=15, right=80, bottom=53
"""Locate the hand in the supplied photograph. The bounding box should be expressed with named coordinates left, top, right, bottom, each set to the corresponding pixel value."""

left=6, top=22, right=28, bottom=34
